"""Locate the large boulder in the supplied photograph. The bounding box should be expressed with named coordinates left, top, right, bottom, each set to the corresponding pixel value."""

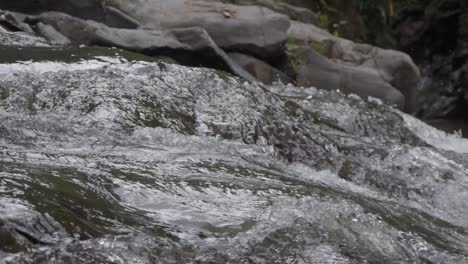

left=36, top=22, right=71, bottom=45
left=228, top=52, right=293, bottom=85
left=29, top=11, right=255, bottom=81
left=289, top=21, right=420, bottom=112
left=295, top=46, right=405, bottom=109
left=0, top=0, right=291, bottom=60
left=106, top=0, right=291, bottom=59
left=0, top=10, right=33, bottom=33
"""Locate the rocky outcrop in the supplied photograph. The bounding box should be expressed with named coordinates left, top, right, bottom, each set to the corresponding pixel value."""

left=0, top=0, right=140, bottom=29
left=1, top=0, right=292, bottom=64
left=106, top=0, right=290, bottom=59
left=28, top=11, right=255, bottom=81
left=0, top=11, right=51, bottom=48
left=288, top=21, right=420, bottom=112
left=0, top=0, right=423, bottom=113
left=0, top=10, right=33, bottom=33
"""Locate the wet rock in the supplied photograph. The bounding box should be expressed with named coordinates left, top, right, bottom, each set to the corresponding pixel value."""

left=288, top=21, right=420, bottom=112
left=0, top=219, right=25, bottom=253
left=30, top=11, right=255, bottom=81
left=228, top=52, right=293, bottom=85
left=0, top=30, right=51, bottom=47
left=0, top=58, right=467, bottom=263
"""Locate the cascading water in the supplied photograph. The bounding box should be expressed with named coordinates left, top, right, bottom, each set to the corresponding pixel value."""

left=1, top=40, right=468, bottom=263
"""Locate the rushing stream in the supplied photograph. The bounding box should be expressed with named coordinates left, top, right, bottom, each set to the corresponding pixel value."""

left=1, top=40, right=468, bottom=263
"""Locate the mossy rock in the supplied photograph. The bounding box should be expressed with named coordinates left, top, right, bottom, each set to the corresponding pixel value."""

left=0, top=45, right=176, bottom=64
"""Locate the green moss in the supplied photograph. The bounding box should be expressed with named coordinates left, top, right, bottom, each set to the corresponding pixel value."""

left=319, top=12, right=330, bottom=28
left=204, top=220, right=256, bottom=236
left=125, top=99, right=196, bottom=135
left=338, top=160, right=353, bottom=180
left=214, top=69, right=233, bottom=82
left=310, top=40, right=325, bottom=54
left=0, top=46, right=170, bottom=64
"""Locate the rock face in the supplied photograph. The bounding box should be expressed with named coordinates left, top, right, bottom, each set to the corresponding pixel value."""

left=29, top=11, right=255, bottom=81
left=107, top=0, right=290, bottom=59
left=228, top=52, right=293, bottom=84
left=288, top=21, right=420, bottom=112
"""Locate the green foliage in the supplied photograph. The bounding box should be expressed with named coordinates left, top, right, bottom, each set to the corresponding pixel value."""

left=319, top=13, right=329, bottom=28
left=310, top=40, right=324, bottom=53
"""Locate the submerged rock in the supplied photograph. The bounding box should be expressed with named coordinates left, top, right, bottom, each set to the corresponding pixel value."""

left=0, top=51, right=467, bottom=263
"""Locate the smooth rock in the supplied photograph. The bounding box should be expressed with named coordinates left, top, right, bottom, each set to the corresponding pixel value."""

left=295, top=46, right=405, bottom=110
left=1, top=0, right=291, bottom=59
left=0, top=10, right=33, bottom=33
left=288, top=21, right=420, bottom=112
left=223, top=0, right=319, bottom=24
left=107, top=0, right=291, bottom=59
left=36, top=22, right=71, bottom=45
left=228, top=52, right=293, bottom=85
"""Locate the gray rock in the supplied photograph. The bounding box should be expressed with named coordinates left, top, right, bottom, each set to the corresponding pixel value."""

left=295, top=46, right=405, bottom=110
left=2, top=0, right=291, bottom=59
left=102, top=5, right=142, bottom=29
left=31, top=12, right=255, bottom=81
left=0, top=0, right=140, bottom=29
left=106, top=0, right=291, bottom=59
left=36, top=22, right=71, bottom=45
left=0, top=10, right=33, bottom=33
left=228, top=52, right=293, bottom=85
left=288, top=21, right=420, bottom=112
left=222, top=0, right=319, bottom=24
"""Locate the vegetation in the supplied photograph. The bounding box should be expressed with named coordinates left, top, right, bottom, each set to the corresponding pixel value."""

left=312, top=0, right=462, bottom=47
